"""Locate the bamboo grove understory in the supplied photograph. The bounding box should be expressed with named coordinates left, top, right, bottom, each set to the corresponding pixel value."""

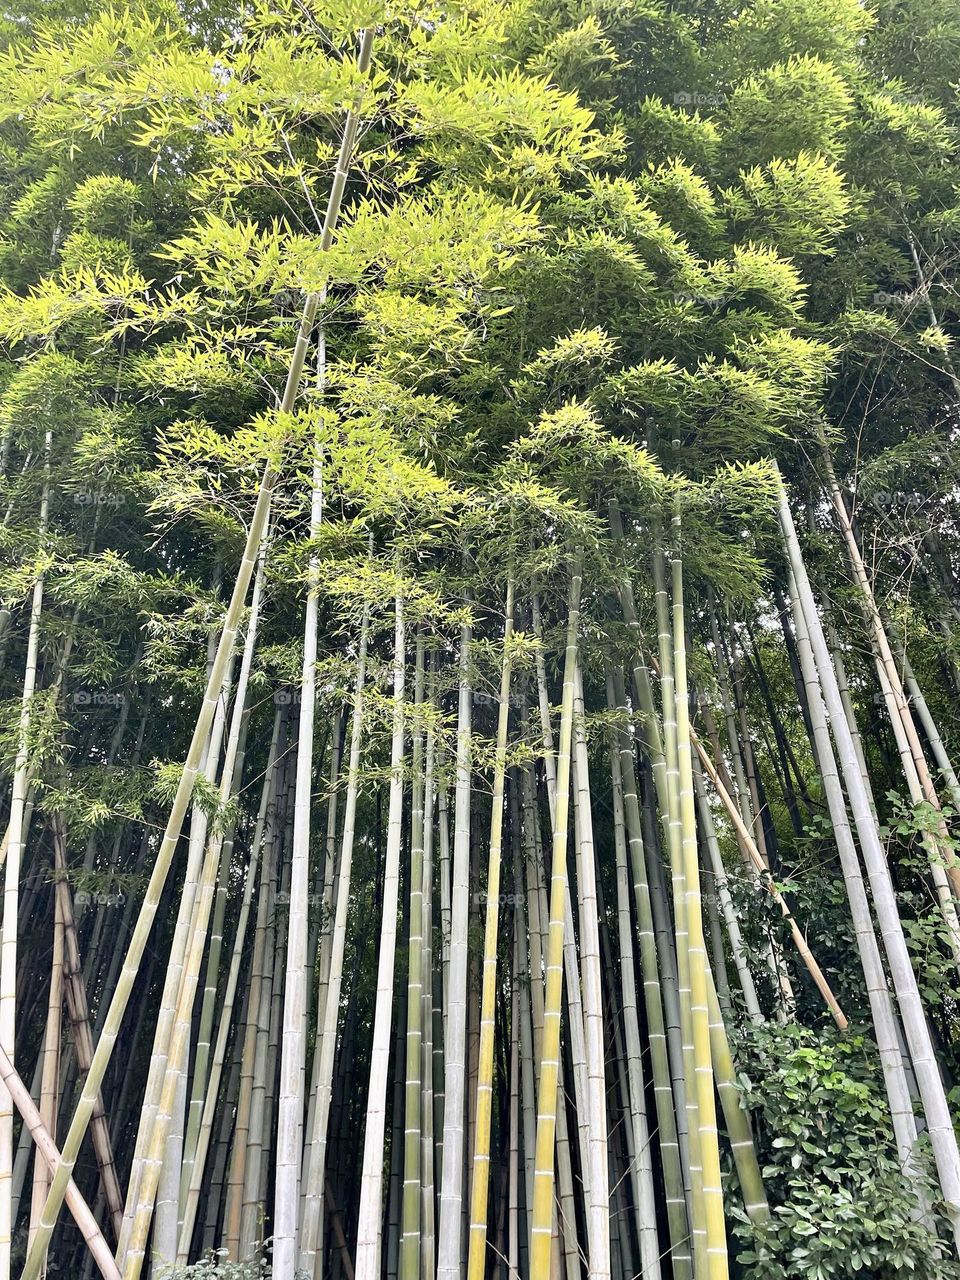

left=3, top=1, right=960, bottom=1278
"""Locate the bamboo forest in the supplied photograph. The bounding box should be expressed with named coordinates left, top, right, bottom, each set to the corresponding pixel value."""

left=7, top=1, right=960, bottom=1278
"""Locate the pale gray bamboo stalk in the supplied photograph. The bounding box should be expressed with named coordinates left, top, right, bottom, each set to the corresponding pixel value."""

left=786, top=566, right=922, bottom=1185
left=779, top=473, right=960, bottom=1251
left=177, top=708, right=283, bottom=1261
left=528, top=555, right=581, bottom=1278
left=355, top=592, right=406, bottom=1280
left=273, top=436, right=327, bottom=1280
left=437, top=595, right=474, bottom=1280
left=420, top=659, right=437, bottom=1280
left=298, top=604, right=370, bottom=1277
left=571, top=666, right=610, bottom=1280
left=181, top=538, right=269, bottom=1208
left=0, top=428, right=50, bottom=1279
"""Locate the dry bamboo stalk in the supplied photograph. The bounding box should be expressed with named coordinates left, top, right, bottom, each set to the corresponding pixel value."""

left=0, top=1045, right=119, bottom=1280
left=692, top=733, right=847, bottom=1030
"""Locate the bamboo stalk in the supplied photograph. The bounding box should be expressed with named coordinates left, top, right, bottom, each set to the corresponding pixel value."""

left=354, top=591, right=406, bottom=1279
left=0, top=428, right=50, bottom=1279
left=778, top=471, right=960, bottom=1252
left=466, top=580, right=515, bottom=1280
left=400, top=632, right=426, bottom=1280
left=671, top=523, right=728, bottom=1279
left=529, top=554, right=581, bottom=1277
left=0, top=1046, right=119, bottom=1280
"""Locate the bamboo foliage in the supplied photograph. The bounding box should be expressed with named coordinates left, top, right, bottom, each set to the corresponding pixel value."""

left=3, top=5, right=960, bottom=1278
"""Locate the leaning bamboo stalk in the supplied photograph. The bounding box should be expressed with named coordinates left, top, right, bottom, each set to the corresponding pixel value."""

left=703, top=970, right=770, bottom=1225
left=22, top=26, right=377, bottom=1274
left=121, top=700, right=260, bottom=1274
left=122, top=599, right=236, bottom=1263
left=821, top=445, right=960, bottom=890
left=128, top=522, right=268, bottom=1273
left=691, top=733, right=847, bottom=1029
left=49, top=817, right=124, bottom=1239
left=177, top=708, right=283, bottom=1262
left=181, top=537, right=269, bottom=1213
left=355, top=591, right=406, bottom=1280
left=0, top=428, right=50, bottom=1279
left=779, top=472, right=960, bottom=1252
left=690, top=756, right=762, bottom=1023
left=786, top=566, right=922, bottom=1186
left=0, top=1046, right=119, bottom=1280
left=466, top=580, right=515, bottom=1280
left=529, top=554, right=581, bottom=1277
left=530, top=595, right=593, bottom=1214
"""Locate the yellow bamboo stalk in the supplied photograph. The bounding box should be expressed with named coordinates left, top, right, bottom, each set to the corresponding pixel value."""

left=529, top=555, right=581, bottom=1277
left=671, top=525, right=728, bottom=1280
left=466, top=580, right=515, bottom=1280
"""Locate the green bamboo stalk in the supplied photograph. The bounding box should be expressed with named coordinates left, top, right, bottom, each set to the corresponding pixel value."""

left=654, top=536, right=705, bottom=1272
left=671, top=521, right=728, bottom=1279
left=400, top=632, right=426, bottom=1280
left=607, top=665, right=691, bottom=1279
